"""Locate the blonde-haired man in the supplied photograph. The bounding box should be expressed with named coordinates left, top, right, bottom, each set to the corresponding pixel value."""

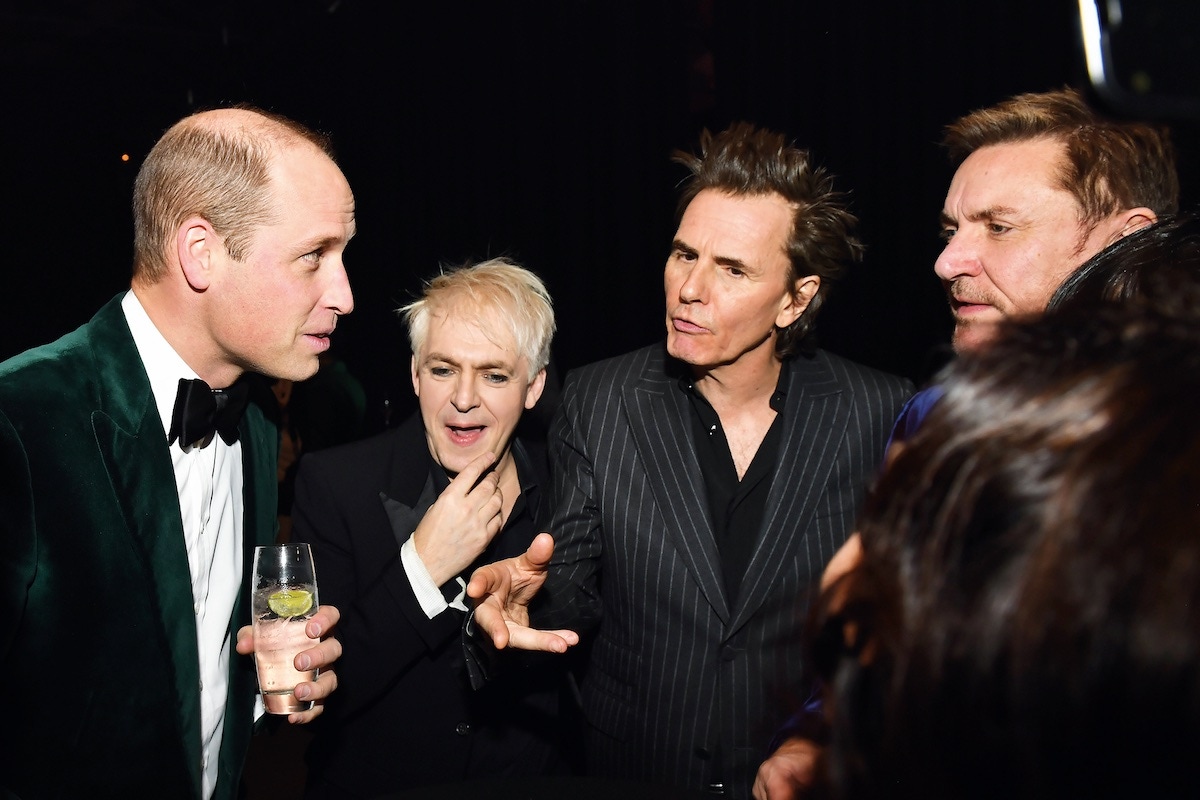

left=293, top=258, right=568, bottom=796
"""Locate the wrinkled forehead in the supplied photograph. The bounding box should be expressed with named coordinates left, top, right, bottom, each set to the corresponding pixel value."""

left=955, top=138, right=1071, bottom=192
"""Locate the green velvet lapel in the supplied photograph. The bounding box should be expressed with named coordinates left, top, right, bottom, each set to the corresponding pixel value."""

left=240, top=401, right=280, bottom=553
left=216, top=399, right=280, bottom=797
left=84, top=296, right=205, bottom=797
left=81, top=297, right=282, bottom=798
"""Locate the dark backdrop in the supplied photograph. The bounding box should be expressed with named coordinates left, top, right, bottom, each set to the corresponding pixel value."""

left=5, top=0, right=1197, bottom=433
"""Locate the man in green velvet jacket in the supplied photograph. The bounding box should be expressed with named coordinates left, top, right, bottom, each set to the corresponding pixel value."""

left=0, top=107, right=353, bottom=799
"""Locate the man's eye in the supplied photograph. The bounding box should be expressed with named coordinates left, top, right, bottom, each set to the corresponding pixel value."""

left=484, top=373, right=510, bottom=385
left=430, top=367, right=452, bottom=377
left=988, top=223, right=1010, bottom=235
left=938, top=228, right=956, bottom=243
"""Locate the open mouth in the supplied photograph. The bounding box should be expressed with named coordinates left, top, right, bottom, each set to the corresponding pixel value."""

left=447, top=424, right=486, bottom=445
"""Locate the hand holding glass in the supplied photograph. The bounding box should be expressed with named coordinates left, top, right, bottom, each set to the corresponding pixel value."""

left=251, top=543, right=319, bottom=714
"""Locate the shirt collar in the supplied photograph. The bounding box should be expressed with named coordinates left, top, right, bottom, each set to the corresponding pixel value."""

left=121, top=290, right=202, bottom=441
left=676, top=358, right=791, bottom=413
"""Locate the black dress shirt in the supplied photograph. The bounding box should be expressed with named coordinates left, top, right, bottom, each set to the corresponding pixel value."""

left=681, top=360, right=789, bottom=603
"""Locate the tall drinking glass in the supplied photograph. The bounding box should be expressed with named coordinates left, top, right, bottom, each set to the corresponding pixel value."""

left=251, top=543, right=319, bottom=714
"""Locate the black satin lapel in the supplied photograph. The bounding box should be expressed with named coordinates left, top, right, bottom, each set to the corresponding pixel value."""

left=624, top=380, right=730, bottom=622
left=380, top=473, right=439, bottom=550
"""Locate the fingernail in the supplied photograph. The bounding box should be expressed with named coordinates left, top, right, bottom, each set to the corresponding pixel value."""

left=296, top=654, right=312, bottom=671
left=294, top=684, right=311, bottom=700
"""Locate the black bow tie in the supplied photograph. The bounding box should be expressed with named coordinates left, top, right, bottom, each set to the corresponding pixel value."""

left=168, top=377, right=249, bottom=446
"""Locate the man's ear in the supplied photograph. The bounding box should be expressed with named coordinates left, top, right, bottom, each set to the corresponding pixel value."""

left=177, top=216, right=219, bottom=291
left=524, top=368, right=548, bottom=410
left=777, top=275, right=821, bottom=329
left=1115, top=207, right=1157, bottom=240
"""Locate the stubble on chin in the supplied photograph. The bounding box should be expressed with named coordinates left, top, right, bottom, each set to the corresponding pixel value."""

left=952, top=319, right=999, bottom=354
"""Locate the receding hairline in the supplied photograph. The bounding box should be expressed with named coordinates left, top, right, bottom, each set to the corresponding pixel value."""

left=958, top=133, right=1071, bottom=173
left=171, top=107, right=332, bottom=158
left=950, top=136, right=1087, bottom=218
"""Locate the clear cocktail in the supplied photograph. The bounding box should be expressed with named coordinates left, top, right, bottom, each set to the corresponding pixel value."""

left=251, top=544, right=319, bottom=715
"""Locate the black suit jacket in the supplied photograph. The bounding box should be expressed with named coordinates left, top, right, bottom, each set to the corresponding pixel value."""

left=292, top=414, right=564, bottom=797
left=540, top=343, right=913, bottom=799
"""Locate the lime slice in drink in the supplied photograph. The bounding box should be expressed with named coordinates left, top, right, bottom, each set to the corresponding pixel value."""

left=268, top=588, right=314, bottom=618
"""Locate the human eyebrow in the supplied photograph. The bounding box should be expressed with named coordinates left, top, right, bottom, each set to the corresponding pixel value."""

left=714, top=254, right=753, bottom=274
left=424, top=354, right=516, bottom=374
left=670, top=239, right=698, bottom=258
left=298, top=226, right=355, bottom=256
left=295, top=237, right=335, bottom=257
left=964, top=205, right=1018, bottom=224
left=475, top=359, right=516, bottom=374
left=422, top=352, right=459, bottom=368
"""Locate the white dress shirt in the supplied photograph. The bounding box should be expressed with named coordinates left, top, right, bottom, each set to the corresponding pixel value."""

left=123, top=291, right=243, bottom=800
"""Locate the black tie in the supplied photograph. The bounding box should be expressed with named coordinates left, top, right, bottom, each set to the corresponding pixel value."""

left=168, top=378, right=249, bottom=446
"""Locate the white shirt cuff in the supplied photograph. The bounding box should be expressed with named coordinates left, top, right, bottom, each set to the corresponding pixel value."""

left=400, top=536, right=467, bottom=618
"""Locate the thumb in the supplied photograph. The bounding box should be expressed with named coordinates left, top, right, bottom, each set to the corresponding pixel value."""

left=524, top=532, right=555, bottom=569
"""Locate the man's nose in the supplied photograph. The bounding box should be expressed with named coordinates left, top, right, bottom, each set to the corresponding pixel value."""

left=933, top=233, right=982, bottom=282
left=451, top=376, right=479, bottom=412
left=325, top=258, right=355, bottom=316
left=677, top=263, right=708, bottom=303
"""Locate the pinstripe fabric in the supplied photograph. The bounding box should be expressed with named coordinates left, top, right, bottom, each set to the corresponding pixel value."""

left=541, top=342, right=913, bottom=798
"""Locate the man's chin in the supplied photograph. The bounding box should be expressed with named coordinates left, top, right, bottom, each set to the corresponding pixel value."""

left=952, top=320, right=1001, bottom=353
left=266, top=354, right=321, bottom=383
left=666, top=337, right=705, bottom=366
left=434, top=442, right=509, bottom=477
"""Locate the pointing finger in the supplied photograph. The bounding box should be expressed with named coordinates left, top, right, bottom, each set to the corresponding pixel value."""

left=448, top=451, right=496, bottom=494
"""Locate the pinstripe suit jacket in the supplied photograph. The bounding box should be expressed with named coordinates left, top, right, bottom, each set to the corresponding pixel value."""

left=539, top=342, right=912, bottom=798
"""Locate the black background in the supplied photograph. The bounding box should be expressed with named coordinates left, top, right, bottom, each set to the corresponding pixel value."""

left=5, top=0, right=1197, bottom=431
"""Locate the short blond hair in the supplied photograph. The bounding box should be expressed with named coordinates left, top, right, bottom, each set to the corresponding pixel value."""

left=400, top=257, right=556, bottom=382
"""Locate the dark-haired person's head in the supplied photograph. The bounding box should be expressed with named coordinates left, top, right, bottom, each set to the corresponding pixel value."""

left=1049, top=213, right=1200, bottom=319
left=814, top=303, right=1200, bottom=799
left=667, top=122, right=862, bottom=363
left=934, top=87, right=1177, bottom=352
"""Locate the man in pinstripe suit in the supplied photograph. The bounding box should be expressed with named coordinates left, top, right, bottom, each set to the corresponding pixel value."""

left=470, top=123, right=912, bottom=798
